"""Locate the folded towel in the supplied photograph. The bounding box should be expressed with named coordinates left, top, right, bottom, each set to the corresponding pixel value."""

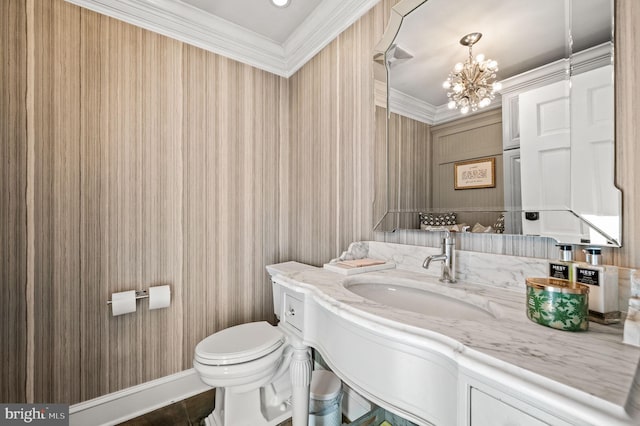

left=337, top=258, right=386, bottom=268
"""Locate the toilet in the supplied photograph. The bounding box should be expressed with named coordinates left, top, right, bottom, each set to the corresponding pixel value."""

left=193, top=321, right=294, bottom=426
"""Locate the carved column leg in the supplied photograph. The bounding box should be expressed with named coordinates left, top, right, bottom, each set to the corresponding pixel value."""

left=290, top=344, right=312, bottom=426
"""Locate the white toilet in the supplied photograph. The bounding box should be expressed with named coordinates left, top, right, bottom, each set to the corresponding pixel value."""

left=193, top=321, right=294, bottom=426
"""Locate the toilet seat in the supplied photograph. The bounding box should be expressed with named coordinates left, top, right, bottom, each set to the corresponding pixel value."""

left=195, top=321, right=285, bottom=365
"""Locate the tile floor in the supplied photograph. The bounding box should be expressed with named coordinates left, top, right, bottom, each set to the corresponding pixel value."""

left=116, top=389, right=293, bottom=425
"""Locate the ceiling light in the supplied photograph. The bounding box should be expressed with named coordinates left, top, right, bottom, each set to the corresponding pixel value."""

left=271, top=0, right=290, bottom=7
left=443, top=32, right=501, bottom=114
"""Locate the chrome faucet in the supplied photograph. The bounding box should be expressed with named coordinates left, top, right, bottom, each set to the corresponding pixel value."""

left=422, top=230, right=456, bottom=283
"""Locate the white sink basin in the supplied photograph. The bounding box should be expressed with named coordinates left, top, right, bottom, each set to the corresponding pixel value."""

left=344, top=278, right=499, bottom=320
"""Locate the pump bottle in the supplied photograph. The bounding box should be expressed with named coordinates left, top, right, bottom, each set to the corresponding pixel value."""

left=549, top=244, right=574, bottom=281
left=573, top=247, right=620, bottom=324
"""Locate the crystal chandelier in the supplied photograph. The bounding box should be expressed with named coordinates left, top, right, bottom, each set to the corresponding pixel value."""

left=442, top=33, right=501, bottom=114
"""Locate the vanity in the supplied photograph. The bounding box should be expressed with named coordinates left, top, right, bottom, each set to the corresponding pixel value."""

left=268, top=242, right=640, bottom=426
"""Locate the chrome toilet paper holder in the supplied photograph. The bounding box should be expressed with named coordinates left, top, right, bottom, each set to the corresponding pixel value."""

left=107, top=290, right=148, bottom=305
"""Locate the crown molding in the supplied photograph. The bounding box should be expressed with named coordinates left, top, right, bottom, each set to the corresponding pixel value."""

left=571, top=42, right=613, bottom=75
left=284, top=0, right=381, bottom=74
left=65, top=0, right=286, bottom=74
left=65, top=0, right=381, bottom=77
left=389, top=88, right=436, bottom=124
left=373, top=80, right=502, bottom=126
left=373, top=80, right=436, bottom=124
left=498, top=59, right=569, bottom=95
left=433, top=98, right=502, bottom=125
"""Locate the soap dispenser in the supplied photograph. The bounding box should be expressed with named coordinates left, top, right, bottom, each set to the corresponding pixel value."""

left=549, top=244, right=574, bottom=281
left=574, top=247, right=620, bottom=324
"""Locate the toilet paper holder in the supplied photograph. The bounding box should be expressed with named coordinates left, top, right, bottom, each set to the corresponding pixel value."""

left=107, top=290, right=148, bottom=305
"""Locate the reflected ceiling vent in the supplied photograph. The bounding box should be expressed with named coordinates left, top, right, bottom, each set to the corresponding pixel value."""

left=386, top=44, right=414, bottom=67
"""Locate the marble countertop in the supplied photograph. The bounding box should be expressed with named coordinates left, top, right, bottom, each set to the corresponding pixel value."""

left=271, top=260, right=640, bottom=422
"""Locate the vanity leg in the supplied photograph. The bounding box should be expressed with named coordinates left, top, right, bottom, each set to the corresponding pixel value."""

left=290, top=344, right=312, bottom=426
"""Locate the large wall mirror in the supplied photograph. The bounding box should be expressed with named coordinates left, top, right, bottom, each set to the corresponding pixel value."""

left=373, top=0, right=621, bottom=247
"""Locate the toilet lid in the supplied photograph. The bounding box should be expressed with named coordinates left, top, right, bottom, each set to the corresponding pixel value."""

left=195, top=321, right=284, bottom=365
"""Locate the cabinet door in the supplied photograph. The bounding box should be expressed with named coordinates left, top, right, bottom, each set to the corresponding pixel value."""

left=570, top=65, right=615, bottom=216
left=519, top=81, right=588, bottom=241
left=470, top=388, right=546, bottom=426
left=502, top=148, right=522, bottom=234
left=502, top=93, right=521, bottom=150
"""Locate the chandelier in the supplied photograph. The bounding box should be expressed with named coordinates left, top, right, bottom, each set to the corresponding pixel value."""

left=442, top=33, right=501, bottom=114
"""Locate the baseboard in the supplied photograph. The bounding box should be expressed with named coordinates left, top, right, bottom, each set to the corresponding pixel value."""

left=69, top=369, right=211, bottom=426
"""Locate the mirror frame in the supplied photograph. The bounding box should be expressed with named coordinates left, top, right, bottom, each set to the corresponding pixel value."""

left=372, top=0, right=621, bottom=247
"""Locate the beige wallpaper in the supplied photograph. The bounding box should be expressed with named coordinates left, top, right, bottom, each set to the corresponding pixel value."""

left=431, top=109, right=504, bottom=228
left=385, top=108, right=432, bottom=229
left=612, top=0, right=640, bottom=269
left=6, top=0, right=285, bottom=404
left=1, top=0, right=639, bottom=407
left=1, top=0, right=28, bottom=403
left=283, top=0, right=397, bottom=264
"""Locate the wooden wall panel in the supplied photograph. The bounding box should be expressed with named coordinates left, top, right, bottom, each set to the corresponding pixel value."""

left=181, top=45, right=283, bottom=368
left=431, top=110, right=503, bottom=216
left=79, top=9, right=184, bottom=399
left=336, top=4, right=395, bottom=250
left=613, top=0, right=640, bottom=268
left=0, top=0, right=28, bottom=403
left=386, top=110, right=432, bottom=229
left=284, top=46, right=339, bottom=265
left=393, top=112, right=431, bottom=210
left=284, top=0, right=399, bottom=265
left=32, top=0, right=81, bottom=403
left=374, top=106, right=389, bottom=229
left=23, top=0, right=283, bottom=404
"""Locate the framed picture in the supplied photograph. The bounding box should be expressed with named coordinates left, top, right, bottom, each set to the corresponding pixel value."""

left=454, top=157, right=495, bottom=190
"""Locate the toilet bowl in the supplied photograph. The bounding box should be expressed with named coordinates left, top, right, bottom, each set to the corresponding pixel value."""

left=193, top=321, right=294, bottom=426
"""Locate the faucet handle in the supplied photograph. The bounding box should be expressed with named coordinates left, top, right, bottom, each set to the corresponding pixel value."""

left=425, top=226, right=451, bottom=238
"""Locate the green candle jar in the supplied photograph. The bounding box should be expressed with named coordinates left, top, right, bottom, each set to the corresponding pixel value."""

left=526, top=277, right=589, bottom=332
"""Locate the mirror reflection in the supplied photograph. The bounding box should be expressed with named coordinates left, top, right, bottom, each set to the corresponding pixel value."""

left=375, top=0, right=620, bottom=246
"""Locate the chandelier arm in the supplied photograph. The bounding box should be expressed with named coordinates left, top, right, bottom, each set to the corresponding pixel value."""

left=443, top=32, right=498, bottom=114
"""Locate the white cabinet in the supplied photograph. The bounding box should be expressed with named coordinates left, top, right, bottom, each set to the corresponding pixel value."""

left=501, top=92, right=521, bottom=151
left=502, top=148, right=522, bottom=235
left=518, top=81, right=588, bottom=241
left=461, top=374, right=574, bottom=426
left=470, top=388, right=546, bottom=426
left=282, top=290, right=304, bottom=332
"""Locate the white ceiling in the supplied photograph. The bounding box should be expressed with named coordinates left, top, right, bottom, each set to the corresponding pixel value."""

left=66, top=0, right=380, bottom=77
left=389, top=0, right=612, bottom=108
left=181, top=0, right=324, bottom=44
left=66, top=0, right=611, bottom=89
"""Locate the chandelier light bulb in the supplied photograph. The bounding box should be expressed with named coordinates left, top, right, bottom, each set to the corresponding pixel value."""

left=442, top=32, right=499, bottom=114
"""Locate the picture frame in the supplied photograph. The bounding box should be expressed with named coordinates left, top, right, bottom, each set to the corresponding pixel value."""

left=454, top=157, right=496, bottom=190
